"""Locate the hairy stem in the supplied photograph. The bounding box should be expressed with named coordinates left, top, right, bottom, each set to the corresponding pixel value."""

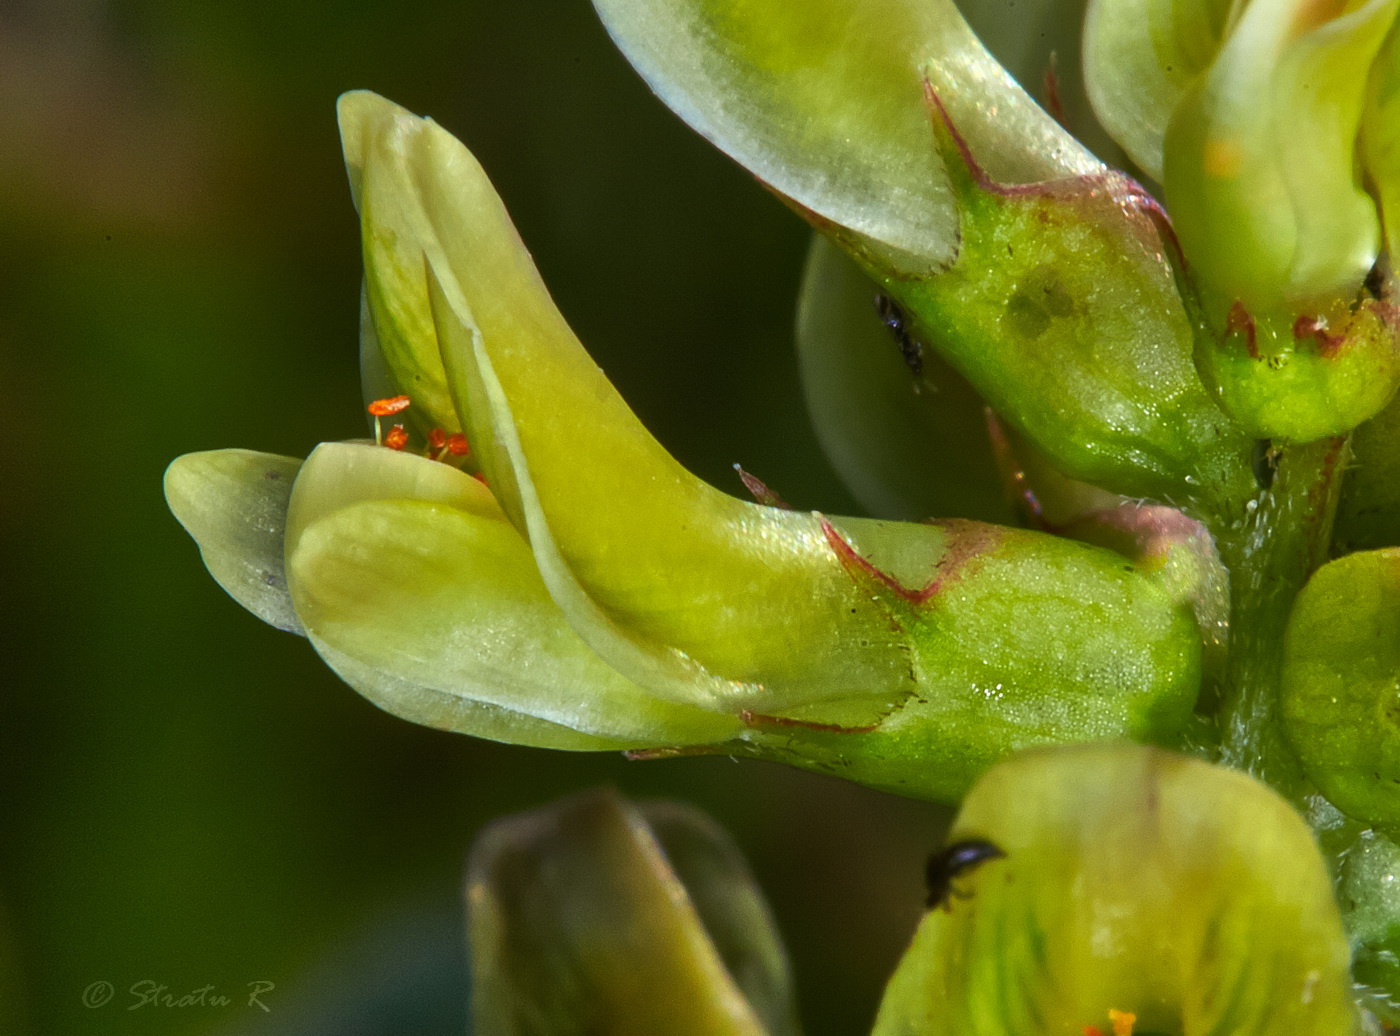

left=1209, top=436, right=1349, bottom=790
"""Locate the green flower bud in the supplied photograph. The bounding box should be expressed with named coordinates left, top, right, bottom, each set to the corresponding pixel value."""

left=1087, top=0, right=1400, bottom=441
left=467, top=788, right=798, bottom=1035
left=1088, top=0, right=1397, bottom=310
left=872, top=743, right=1359, bottom=1036
left=1282, top=547, right=1400, bottom=834
left=166, top=92, right=1206, bottom=800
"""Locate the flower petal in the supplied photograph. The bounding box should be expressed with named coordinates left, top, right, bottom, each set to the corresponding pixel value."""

left=871, top=743, right=1357, bottom=1036
left=467, top=789, right=781, bottom=1035
left=1164, top=0, right=1396, bottom=309
left=339, top=91, right=459, bottom=434
left=390, top=99, right=925, bottom=717
left=164, top=449, right=304, bottom=634
left=1363, top=16, right=1400, bottom=253
left=591, top=0, right=1099, bottom=274
left=794, top=234, right=1011, bottom=523
left=285, top=442, right=741, bottom=749
left=1083, top=0, right=1231, bottom=180
left=638, top=801, right=801, bottom=1036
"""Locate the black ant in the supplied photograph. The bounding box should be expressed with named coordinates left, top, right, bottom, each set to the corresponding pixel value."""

left=874, top=293, right=924, bottom=377
left=925, top=838, right=1006, bottom=911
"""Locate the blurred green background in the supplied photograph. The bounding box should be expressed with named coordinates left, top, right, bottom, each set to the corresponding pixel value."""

left=1, top=0, right=957, bottom=1033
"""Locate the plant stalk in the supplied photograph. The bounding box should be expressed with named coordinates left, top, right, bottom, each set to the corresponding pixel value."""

left=1208, top=435, right=1350, bottom=791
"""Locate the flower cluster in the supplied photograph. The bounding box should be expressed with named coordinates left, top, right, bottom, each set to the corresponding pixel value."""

left=165, top=0, right=1400, bottom=1029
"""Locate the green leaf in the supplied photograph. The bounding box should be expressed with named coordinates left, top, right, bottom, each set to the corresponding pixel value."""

left=590, top=0, right=1099, bottom=275
left=467, top=788, right=786, bottom=1036
left=164, top=449, right=304, bottom=634
left=285, top=442, right=740, bottom=750
left=871, top=743, right=1358, bottom=1036
left=1282, top=547, right=1400, bottom=832
left=794, top=234, right=1011, bottom=523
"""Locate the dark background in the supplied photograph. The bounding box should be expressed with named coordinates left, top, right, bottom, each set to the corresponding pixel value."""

left=0, top=0, right=986, bottom=1033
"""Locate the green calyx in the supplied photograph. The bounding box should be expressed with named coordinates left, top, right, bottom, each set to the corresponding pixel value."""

left=1185, top=275, right=1400, bottom=444
left=866, top=96, right=1253, bottom=510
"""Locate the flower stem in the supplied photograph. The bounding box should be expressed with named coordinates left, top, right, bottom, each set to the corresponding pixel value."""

left=1208, top=436, right=1349, bottom=791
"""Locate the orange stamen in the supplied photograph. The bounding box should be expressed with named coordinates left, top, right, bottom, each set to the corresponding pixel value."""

left=368, top=395, right=412, bottom=417
left=1108, top=1009, right=1136, bottom=1036
left=1084, top=1027, right=1106, bottom=1036
left=446, top=433, right=470, bottom=456
left=428, top=428, right=447, bottom=451
left=384, top=424, right=409, bottom=451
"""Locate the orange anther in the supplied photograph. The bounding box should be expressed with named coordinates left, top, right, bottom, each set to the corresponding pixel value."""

left=428, top=428, right=447, bottom=450
left=1108, top=1010, right=1136, bottom=1036
left=368, top=395, right=412, bottom=417
left=1083, top=1027, right=1105, bottom=1036
left=384, top=424, right=409, bottom=451
left=446, top=433, right=470, bottom=456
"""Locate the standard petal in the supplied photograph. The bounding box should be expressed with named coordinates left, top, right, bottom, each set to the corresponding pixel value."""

left=339, top=91, right=459, bottom=435
left=794, top=234, right=1010, bottom=523
left=284, top=443, right=740, bottom=749
left=164, top=448, right=304, bottom=634
left=871, top=744, right=1357, bottom=1036
left=466, top=789, right=779, bottom=1035
left=590, top=0, right=1099, bottom=274
left=1163, top=0, right=1396, bottom=309
left=1364, top=16, right=1400, bottom=253
left=394, top=102, right=925, bottom=717
left=1083, top=0, right=1232, bottom=180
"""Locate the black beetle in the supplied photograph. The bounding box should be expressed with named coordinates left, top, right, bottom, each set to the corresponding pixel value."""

left=925, top=838, right=1006, bottom=911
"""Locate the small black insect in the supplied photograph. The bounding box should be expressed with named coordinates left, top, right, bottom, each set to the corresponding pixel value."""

left=1251, top=438, right=1279, bottom=491
left=1365, top=259, right=1388, bottom=300
left=874, top=293, right=924, bottom=377
left=925, top=838, right=1006, bottom=911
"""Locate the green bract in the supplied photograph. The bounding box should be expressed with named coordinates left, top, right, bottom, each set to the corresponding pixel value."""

left=873, top=743, right=1359, bottom=1036
left=164, top=92, right=1208, bottom=802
